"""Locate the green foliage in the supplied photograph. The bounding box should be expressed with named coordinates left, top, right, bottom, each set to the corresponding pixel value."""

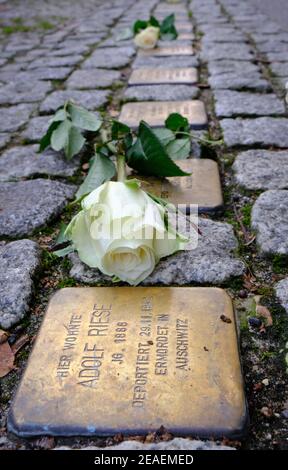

left=39, top=101, right=102, bottom=159
left=76, top=152, right=116, bottom=199
left=126, top=121, right=190, bottom=177
left=132, top=14, right=177, bottom=40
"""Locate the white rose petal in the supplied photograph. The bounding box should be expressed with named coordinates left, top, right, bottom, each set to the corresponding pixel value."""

left=134, top=26, right=160, bottom=50
left=66, top=181, right=187, bottom=285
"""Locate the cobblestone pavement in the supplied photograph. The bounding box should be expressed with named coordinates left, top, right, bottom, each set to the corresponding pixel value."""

left=0, top=0, right=288, bottom=451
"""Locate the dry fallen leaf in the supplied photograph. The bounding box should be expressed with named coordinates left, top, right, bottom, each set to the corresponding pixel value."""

left=256, top=305, right=273, bottom=327
left=11, top=334, right=29, bottom=354
left=0, top=341, right=15, bottom=378
left=0, top=329, right=9, bottom=344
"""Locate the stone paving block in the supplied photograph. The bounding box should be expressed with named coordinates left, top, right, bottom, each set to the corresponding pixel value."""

left=208, top=73, right=271, bottom=92
left=28, top=55, right=83, bottom=69
left=0, top=145, right=80, bottom=181
left=0, top=240, right=41, bottom=329
left=40, top=90, right=109, bottom=113
left=56, top=439, right=235, bottom=451
left=82, top=46, right=135, bottom=69
left=221, top=118, right=288, bottom=148
left=119, top=101, right=207, bottom=129
left=0, top=80, right=52, bottom=105
left=270, top=62, right=288, bottom=77
left=22, top=115, right=52, bottom=142
left=214, top=90, right=286, bottom=118
left=257, top=41, right=288, bottom=53
left=251, top=32, right=288, bottom=44
left=201, top=44, right=254, bottom=62
left=202, top=31, right=246, bottom=43
left=66, top=69, right=121, bottom=89
left=133, top=56, right=199, bottom=69
left=208, top=60, right=259, bottom=75
left=0, top=104, right=35, bottom=133
left=46, top=45, right=90, bottom=56
left=251, top=190, right=288, bottom=255
left=124, top=84, right=199, bottom=101
left=69, top=217, right=244, bottom=285
left=266, top=52, right=288, bottom=62
left=0, top=179, right=76, bottom=237
left=233, top=150, right=288, bottom=190
left=275, top=278, right=288, bottom=314
left=0, top=134, right=11, bottom=150
left=21, top=67, right=73, bottom=81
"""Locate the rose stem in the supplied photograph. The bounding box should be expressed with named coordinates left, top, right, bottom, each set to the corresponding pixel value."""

left=116, top=154, right=127, bottom=182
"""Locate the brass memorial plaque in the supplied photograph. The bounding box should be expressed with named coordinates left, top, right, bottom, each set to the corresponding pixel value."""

left=129, top=68, right=198, bottom=85
left=139, top=45, right=194, bottom=57
left=8, top=287, right=247, bottom=438
left=119, top=101, right=207, bottom=129
left=128, top=159, right=223, bottom=214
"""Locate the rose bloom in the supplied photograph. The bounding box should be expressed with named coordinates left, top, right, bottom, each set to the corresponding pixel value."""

left=65, top=181, right=187, bottom=285
left=134, top=26, right=160, bottom=49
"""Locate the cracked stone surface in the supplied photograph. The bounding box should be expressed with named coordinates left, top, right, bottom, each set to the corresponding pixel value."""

left=56, top=438, right=235, bottom=451
left=275, top=278, right=288, bottom=314
left=221, top=118, right=288, bottom=148
left=0, top=80, right=52, bottom=105
left=233, top=150, right=288, bottom=190
left=21, top=115, right=52, bottom=142
left=252, top=190, right=288, bottom=255
left=28, top=55, right=83, bottom=69
left=0, top=179, right=76, bottom=237
left=40, top=89, right=109, bottom=112
left=0, top=240, right=41, bottom=329
left=124, top=84, right=199, bottom=101
left=201, top=43, right=254, bottom=61
left=208, top=73, right=271, bottom=91
left=82, top=46, right=135, bottom=69
left=0, top=134, right=11, bottom=150
left=208, top=60, right=259, bottom=75
left=0, top=145, right=80, bottom=181
left=214, top=90, right=285, bottom=118
left=0, top=104, right=35, bottom=133
left=69, top=218, right=245, bottom=285
left=66, top=68, right=122, bottom=89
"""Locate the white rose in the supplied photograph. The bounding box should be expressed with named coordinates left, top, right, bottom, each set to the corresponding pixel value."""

left=134, top=26, right=160, bottom=49
left=66, top=181, right=186, bottom=285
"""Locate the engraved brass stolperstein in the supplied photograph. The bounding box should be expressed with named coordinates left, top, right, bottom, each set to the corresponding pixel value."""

left=9, top=287, right=248, bottom=438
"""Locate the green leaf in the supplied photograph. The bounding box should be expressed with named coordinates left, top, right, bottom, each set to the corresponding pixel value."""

left=49, top=108, right=67, bottom=123
left=153, top=128, right=175, bottom=146
left=111, top=120, right=131, bottom=140
left=125, top=179, right=141, bottom=190
left=76, top=153, right=116, bottom=199
left=51, top=120, right=72, bottom=151
left=133, top=19, right=148, bottom=34
left=165, top=113, right=189, bottom=133
left=55, top=222, right=69, bottom=245
left=67, top=103, right=102, bottom=131
left=160, top=14, right=178, bottom=40
left=127, top=121, right=189, bottom=177
left=149, top=16, right=160, bottom=28
left=53, top=244, right=74, bottom=257
left=116, top=27, right=134, bottom=41
left=64, top=126, right=86, bottom=159
left=166, top=138, right=191, bottom=160
left=38, top=120, right=60, bottom=153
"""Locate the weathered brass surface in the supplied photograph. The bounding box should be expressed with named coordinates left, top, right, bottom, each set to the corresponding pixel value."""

left=176, top=23, right=193, bottom=33
left=128, top=159, right=223, bottom=214
left=139, top=45, right=194, bottom=57
left=9, top=287, right=247, bottom=438
left=129, top=68, right=198, bottom=85
left=119, top=101, right=207, bottom=129
left=178, top=32, right=195, bottom=40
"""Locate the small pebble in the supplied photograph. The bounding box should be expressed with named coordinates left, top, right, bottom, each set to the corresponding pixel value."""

left=262, top=378, right=269, bottom=386
left=238, top=289, right=247, bottom=299
left=248, top=317, right=262, bottom=327
left=282, top=409, right=288, bottom=419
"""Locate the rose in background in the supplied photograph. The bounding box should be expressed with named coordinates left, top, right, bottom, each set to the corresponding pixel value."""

left=65, top=181, right=187, bottom=285
left=134, top=26, right=160, bottom=50
left=117, top=14, right=178, bottom=47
